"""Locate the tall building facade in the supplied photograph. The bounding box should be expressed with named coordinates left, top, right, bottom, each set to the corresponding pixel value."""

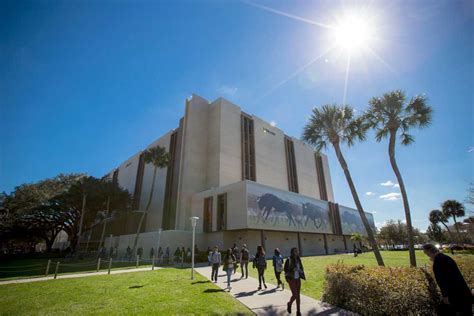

left=103, top=94, right=375, bottom=256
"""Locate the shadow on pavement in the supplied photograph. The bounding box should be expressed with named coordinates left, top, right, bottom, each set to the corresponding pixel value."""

left=258, top=288, right=278, bottom=295
left=234, top=290, right=259, bottom=298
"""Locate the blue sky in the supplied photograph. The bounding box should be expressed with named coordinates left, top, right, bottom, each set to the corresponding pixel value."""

left=1, top=0, right=473, bottom=231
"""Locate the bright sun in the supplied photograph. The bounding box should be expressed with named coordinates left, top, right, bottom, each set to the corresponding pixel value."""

left=333, top=14, right=374, bottom=52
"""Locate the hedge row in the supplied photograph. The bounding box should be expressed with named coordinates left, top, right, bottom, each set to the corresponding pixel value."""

left=323, top=256, right=474, bottom=315
left=323, top=263, right=439, bottom=315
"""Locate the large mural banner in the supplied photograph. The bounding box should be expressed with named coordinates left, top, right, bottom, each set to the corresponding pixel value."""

left=246, top=182, right=333, bottom=234
left=339, top=205, right=376, bottom=236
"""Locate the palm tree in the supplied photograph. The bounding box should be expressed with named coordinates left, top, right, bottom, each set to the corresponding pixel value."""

left=441, top=200, right=465, bottom=243
left=429, top=209, right=455, bottom=241
left=365, top=90, right=432, bottom=267
left=132, top=145, right=169, bottom=257
left=303, top=104, right=384, bottom=266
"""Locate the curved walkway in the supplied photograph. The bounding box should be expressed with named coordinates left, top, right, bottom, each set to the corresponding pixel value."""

left=195, top=266, right=354, bottom=316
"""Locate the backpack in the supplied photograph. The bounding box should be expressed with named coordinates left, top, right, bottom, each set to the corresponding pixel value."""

left=241, top=248, right=249, bottom=261
left=275, top=257, right=283, bottom=272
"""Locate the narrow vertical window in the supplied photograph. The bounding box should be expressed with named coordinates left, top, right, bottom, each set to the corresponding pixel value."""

left=163, top=131, right=178, bottom=230
left=315, top=154, right=328, bottom=201
left=112, top=169, right=119, bottom=185
left=203, top=197, right=213, bottom=233
left=285, top=136, right=299, bottom=193
left=132, top=153, right=145, bottom=210
left=241, top=113, right=256, bottom=181
left=217, top=193, right=227, bottom=231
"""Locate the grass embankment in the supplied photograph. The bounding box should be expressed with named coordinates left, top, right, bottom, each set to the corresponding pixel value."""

left=0, top=268, right=252, bottom=315
left=247, top=250, right=443, bottom=299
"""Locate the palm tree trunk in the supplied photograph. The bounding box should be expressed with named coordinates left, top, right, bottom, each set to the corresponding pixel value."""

left=99, top=196, right=111, bottom=250
left=440, top=222, right=455, bottom=242
left=388, top=130, right=416, bottom=267
left=452, top=215, right=462, bottom=243
left=333, top=141, right=385, bottom=266
left=132, top=166, right=157, bottom=256
left=145, top=166, right=158, bottom=211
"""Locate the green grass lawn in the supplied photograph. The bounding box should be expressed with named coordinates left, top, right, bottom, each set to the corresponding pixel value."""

left=247, top=250, right=443, bottom=299
left=0, top=268, right=252, bottom=315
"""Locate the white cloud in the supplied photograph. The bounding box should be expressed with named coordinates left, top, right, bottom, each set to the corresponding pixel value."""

left=468, top=147, right=474, bottom=153
left=270, top=121, right=277, bottom=127
left=380, top=180, right=395, bottom=186
left=365, top=192, right=376, bottom=196
left=379, top=192, right=401, bottom=201
left=217, top=85, right=238, bottom=96
left=380, top=180, right=400, bottom=188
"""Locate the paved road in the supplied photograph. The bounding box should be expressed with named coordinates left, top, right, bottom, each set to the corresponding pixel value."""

left=0, top=267, right=160, bottom=285
left=195, top=266, right=354, bottom=316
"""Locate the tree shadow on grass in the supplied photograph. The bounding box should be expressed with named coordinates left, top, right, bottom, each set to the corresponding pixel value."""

left=128, top=285, right=145, bottom=289
left=203, top=288, right=225, bottom=293
left=192, top=280, right=211, bottom=285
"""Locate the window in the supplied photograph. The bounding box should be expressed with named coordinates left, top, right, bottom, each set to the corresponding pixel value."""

left=241, top=113, right=256, bottom=181
left=112, top=169, right=119, bottom=185
left=315, top=154, right=328, bottom=201
left=163, top=131, right=178, bottom=230
left=132, top=153, right=145, bottom=210
left=217, top=194, right=227, bottom=231
left=285, top=137, right=299, bottom=193
left=203, top=197, right=213, bottom=233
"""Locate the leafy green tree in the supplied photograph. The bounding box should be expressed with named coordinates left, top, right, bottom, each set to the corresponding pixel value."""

left=441, top=200, right=465, bottom=243
left=132, top=145, right=169, bottom=257
left=426, top=223, right=444, bottom=243
left=303, top=104, right=384, bottom=266
left=365, top=90, right=432, bottom=267
left=429, top=209, right=454, bottom=241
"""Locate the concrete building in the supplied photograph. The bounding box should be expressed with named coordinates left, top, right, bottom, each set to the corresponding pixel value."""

left=102, top=94, right=376, bottom=257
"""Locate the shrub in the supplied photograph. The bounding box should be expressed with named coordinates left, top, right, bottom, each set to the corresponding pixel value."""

left=322, top=262, right=440, bottom=315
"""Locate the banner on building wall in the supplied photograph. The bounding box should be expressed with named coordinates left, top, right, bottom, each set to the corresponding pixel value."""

left=339, top=205, right=376, bottom=236
left=246, top=182, right=332, bottom=234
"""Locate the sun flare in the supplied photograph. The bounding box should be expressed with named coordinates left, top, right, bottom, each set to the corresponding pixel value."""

left=333, top=13, right=374, bottom=52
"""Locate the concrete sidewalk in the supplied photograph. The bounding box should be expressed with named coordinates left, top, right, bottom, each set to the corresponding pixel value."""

left=195, top=266, right=353, bottom=316
left=0, top=267, right=161, bottom=285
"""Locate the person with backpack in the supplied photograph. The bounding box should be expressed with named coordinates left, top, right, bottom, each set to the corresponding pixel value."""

left=240, top=244, right=250, bottom=279
left=231, top=243, right=240, bottom=274
left=272, top=248, right=284, bottom=290
left=208, top=246, right=221, bottom=283
left=284, top=247, right=305, bottom=316
left=253, top=245, right=267, bottom=290
left=222, top=248, right=236, bottom=290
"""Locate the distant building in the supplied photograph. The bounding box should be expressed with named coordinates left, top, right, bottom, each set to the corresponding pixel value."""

left=100, top=95, right=376, bottom=256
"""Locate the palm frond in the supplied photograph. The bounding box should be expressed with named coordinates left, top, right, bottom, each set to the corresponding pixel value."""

left=400, top=132, right=414, bottom=146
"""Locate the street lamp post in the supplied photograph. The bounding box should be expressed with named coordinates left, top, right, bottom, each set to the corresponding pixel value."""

left=155, top=228, right=163, bottom=265
left=190, top=216, right=199, bottom=280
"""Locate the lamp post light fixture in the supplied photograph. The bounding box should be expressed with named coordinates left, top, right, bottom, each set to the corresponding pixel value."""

left=190, top=216, right=199, bottom=280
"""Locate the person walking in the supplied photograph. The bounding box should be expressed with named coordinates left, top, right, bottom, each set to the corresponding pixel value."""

left=272, top=248, right=284, bottom=290
left=253, top=245, right=267, bottom=290
left=240, top=244, right=250, bottom=279
left=231, top=243, right=240, bottom=274
left=422, top=243, right=472, bottom=315
left=284, top=247, right=305, bottom=316
left=223, top=248, right=236, bottom=290
left=208, top=246, right=221, bottom=283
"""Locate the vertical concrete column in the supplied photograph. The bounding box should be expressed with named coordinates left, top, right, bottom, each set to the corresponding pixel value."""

left=297, top=232, right=303, bottom=256
left=343, top=235, right=348, bottom=251
left=260, top=230, right=266, bottom=249
left=323, top=234, right=328, bottom=255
